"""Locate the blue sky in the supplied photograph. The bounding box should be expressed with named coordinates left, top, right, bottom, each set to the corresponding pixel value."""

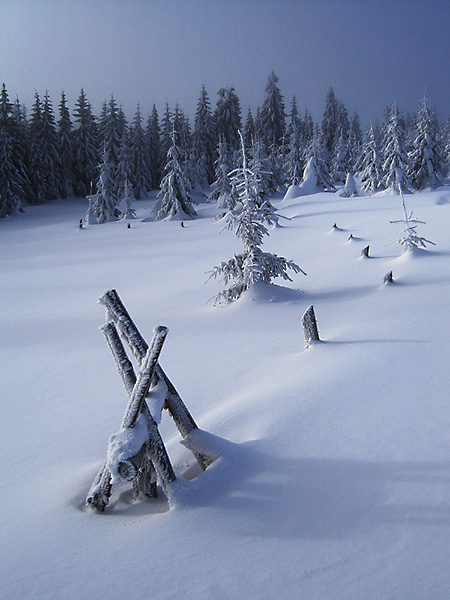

left=1, top=0, right=449, bottom=126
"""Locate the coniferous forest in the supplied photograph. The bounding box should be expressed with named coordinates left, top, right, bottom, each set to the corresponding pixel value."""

left=1, top=72, right=449, bottom=220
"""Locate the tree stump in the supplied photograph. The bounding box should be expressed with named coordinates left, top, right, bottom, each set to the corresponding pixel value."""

left=361, top=245, right=370, bottom=258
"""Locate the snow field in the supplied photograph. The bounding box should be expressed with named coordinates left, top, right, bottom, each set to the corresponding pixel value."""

left=1, top=187, right=450, bottom=599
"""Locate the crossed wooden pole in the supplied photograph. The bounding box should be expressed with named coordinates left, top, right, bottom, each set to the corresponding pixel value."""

left=86, top=289, right=213, bottom=512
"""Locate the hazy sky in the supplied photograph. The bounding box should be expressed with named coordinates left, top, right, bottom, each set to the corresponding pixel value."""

left=1, top=0, right=450, bottom=127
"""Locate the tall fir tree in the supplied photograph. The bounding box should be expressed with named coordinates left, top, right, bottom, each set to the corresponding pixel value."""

left=129, top=103, right=151, bottom=199
left=331, top=128, right=348, bottom=184
left=214, top=87, right=242, bottom=152
left=381, top=104, right=411, bottom=192
left=156, top=129, right=196, bottom=220
left=259, top=71, right=286, bottom=150
left=322, top=87, right=339, bottom=155
left=409, top=97, right=441, bottom=190
left=40, top=91, right=60, bottom=201
left=208, top=136, right=235, bottom=210
left=146, top=104, right=161, bottom=188
left=159, top=103, right=173, bottom=177
left=306, top=125, right=334, bottom=190
left=285, top=124, right=304, bottom=186
left=360, top=125, right=383, bottom=194
left=73, top=89, right=99, bottom=196
left=98, top=95, right=123, bottom=172
left=243, top=107, right=256, bottom=149
left=88, top=144, right=117, bottom=224
left=57, top=91, right=74, bottom=198
left=0, top=84, right=27, bottom=216
left=193, top=85, right=216, bottom=187
left=28, top=91, right=47, bottom=204
left=346, top=111, right=363, bottom=173
left=115, top=125, right=132, bottom=204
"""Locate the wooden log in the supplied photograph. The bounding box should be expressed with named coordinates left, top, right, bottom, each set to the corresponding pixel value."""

left=86, top=461, right=113, bottom=512
left=100, top=321, right=136, bottom=395
left=99, top=289, right=212, bottom=470
left=121, top=325, right=168, bottom=429
left=361, top=245, right=370, bottom=258
left=133, top=450, right=157, bottom=501
left=302, top=305, right=320, bottom=346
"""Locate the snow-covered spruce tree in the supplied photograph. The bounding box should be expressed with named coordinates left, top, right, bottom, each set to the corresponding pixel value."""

left=360, top=125, right=383, bottom=194
left=146, top=104, right=161, bottom=188
left=346, top=111, right=363, bottom=173
left=305, top=126, right=334, bottom=191
left=249, top=137, right=274, bottom=212
left=159, top=103, right=173, bottom=174
left=302, top=108, right=315, bottom=147
left=440, top=116, right=450, bottom=176
left=266, top=140, right=286, bottom=192
left=129, top=103, right=151, bottom=200
left=331, top=128, right=348, bottom=184
left=27, top=91, right=47, bottom=204
left=98, top=95, right=123, bottom=172
left=390, top=190, right=435, bottom=253
left=40, top=91, right=60, bottom=201
left=57, top=91, right=74, bottom=198
left=120, top=176, right=136, bottom=219
left=214, top=87, right=242, bottom=152
left=11, top=97, right=32, bottom=203
left=208, top=132, right=305, bottom=305
left=381, top=104, right=411, bottom=192
left=286, top=95, right=301, bottom=144
left=243, top=107, right=256, bottom=149
left=73, top=89, right=99, bottom=197
left=115, top=127, right=132, bottom=203
left=208, top=136, right=235, bottom=210
left=156, top=129, right=196, bottom=220
left=259, top=71, right=286, bottom=151
left=285, top=124, right=304, bottom=186
left=0, top=129, right=24, bottom=217
left=193, top=85, right=216, bottom=187
left=89, top=145, right=117, bottom=224
left=322, top=87, right=339, bottom=155
left=409, top=97, right=442, bottom=190
left=0, top=84, right=27, bottom=216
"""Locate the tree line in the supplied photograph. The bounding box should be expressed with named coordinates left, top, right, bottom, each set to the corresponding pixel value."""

left=1, top=72, right=449, bottom=219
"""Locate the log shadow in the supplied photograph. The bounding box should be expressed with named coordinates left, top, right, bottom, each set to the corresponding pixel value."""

left=170, top=434, right=450, bottom=540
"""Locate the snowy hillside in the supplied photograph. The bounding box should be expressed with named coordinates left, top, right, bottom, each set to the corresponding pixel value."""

left=1, top=187, right=450, bottom=599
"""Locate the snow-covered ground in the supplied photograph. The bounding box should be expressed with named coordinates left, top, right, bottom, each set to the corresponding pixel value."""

left=1, top=186, right=450, bottom=599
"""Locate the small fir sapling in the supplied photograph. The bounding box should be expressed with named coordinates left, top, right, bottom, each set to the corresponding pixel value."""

left=390, top=189, right=435, bottom=253
left=208, top=131, right=306, bottom=305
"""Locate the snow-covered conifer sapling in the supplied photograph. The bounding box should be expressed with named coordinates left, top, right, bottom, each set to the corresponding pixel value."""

left=208, top=132, right=306, bottom=305
left=390, top=190, right=435, bottom=254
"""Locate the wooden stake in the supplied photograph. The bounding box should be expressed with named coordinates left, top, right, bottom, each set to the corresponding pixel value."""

left=384, top=271, right=394, bottom=284
left=302, top=305, right=320, bottom=346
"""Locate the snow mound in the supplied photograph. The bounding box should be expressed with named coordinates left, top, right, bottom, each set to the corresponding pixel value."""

left=283, top=184, right=302, bottom=201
